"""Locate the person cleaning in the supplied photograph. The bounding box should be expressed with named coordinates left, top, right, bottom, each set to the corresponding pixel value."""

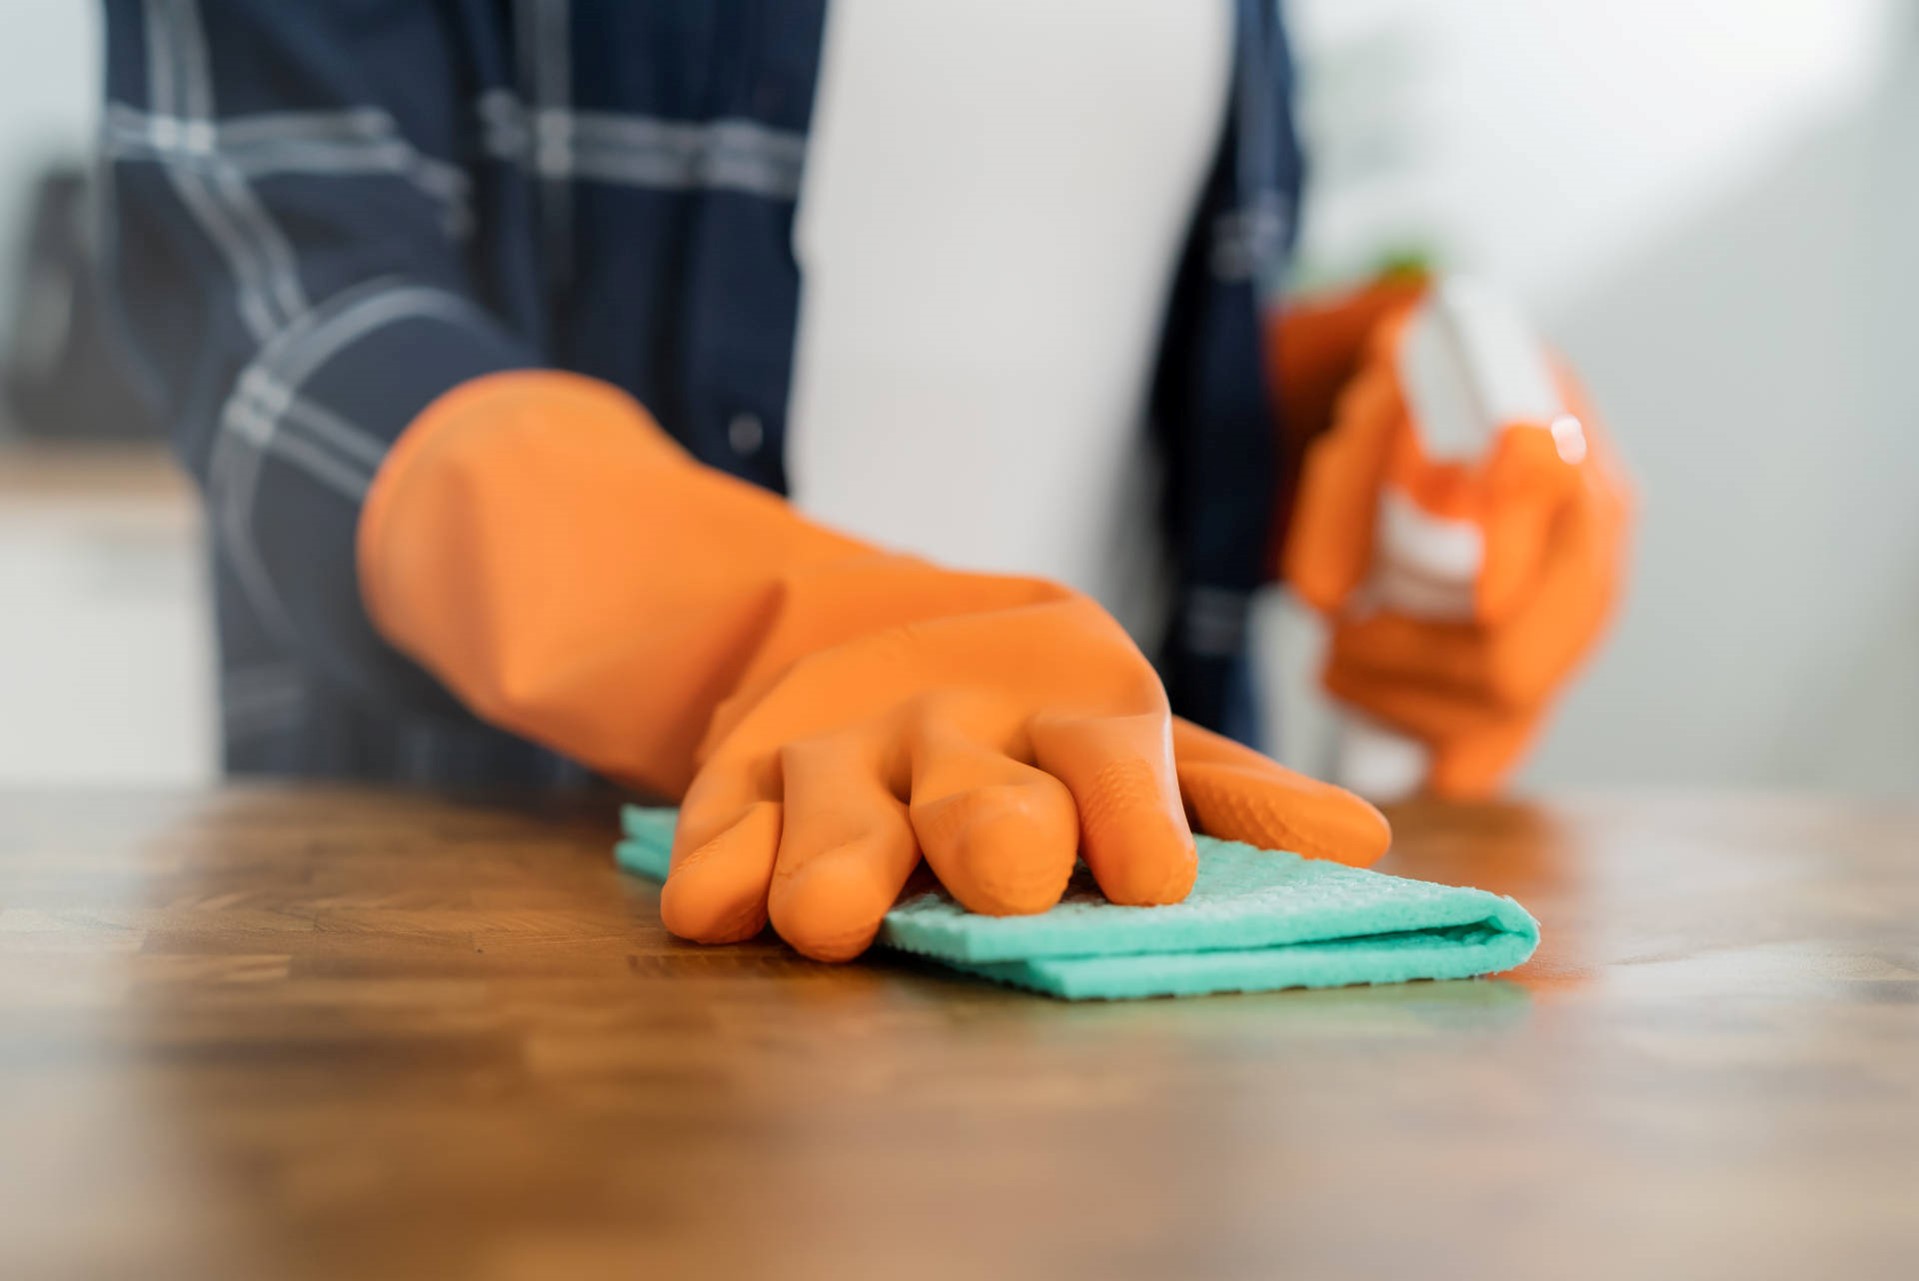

left=100, top=0, right=1627, bottom=962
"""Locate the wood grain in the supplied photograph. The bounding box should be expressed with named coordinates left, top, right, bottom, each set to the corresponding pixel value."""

left=0, top=787, right=1914, bottom=1280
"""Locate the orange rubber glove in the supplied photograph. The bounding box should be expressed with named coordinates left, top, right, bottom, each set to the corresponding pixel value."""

left=1271, top=278, right=1633, bottom=798
left=361, top=372, right=1390, bottom=960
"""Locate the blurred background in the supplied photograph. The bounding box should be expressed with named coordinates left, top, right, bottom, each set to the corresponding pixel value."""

left=1, top=0, right=1914, bottom=795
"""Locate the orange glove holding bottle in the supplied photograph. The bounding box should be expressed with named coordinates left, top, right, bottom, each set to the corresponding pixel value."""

left=360, top=372, right=1390, bottom=960
left=1272, top=273, right=1633, bottom=799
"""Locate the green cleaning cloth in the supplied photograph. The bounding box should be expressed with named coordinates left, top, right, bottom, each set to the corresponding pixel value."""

left=616, top=806, right=1539, bottom=1001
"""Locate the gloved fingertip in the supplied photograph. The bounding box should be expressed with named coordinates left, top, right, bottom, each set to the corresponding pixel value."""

left=1332, top=795, right=1395, bottom=866
left=914, top=782, right=1078, bottom=917
left=769, top=834, right=918, bottom=963
left=1076, top=758, right=1198, bottom=907
left=1029, top=716, right=1196, bottom=907
left=770, top=870, right=884, bottom=964
left=1090, top=830, right=1197, bottom=907
left=659, top=800, right=781, bottom=943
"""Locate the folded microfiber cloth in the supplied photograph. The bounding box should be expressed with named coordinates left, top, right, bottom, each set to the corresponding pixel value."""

left=616, top=806, right=1539, bottom=1000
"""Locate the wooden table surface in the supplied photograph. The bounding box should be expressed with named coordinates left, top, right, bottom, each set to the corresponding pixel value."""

left=0, top=788, right=1913, bottom=1280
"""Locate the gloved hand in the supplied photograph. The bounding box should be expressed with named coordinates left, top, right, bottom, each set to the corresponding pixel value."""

left=361, top=372, right=1390, bottom=960
left=1270, top=275, right=1633, bottom=797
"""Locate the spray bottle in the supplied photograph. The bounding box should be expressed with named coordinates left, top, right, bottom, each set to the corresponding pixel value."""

left=1334, top=276, right=1587, bottom=800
